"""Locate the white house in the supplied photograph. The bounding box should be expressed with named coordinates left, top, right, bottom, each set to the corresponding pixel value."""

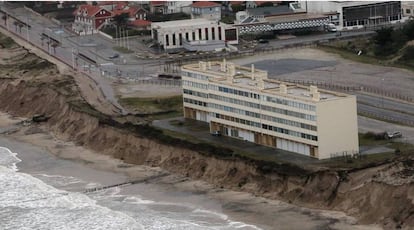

left=191, top=1, right=222, bottom=21
left=166, top=1, right=192, bottom=14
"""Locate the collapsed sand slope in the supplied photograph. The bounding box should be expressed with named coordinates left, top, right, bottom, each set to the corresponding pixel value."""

left=1, top=35, right=414, bottom=229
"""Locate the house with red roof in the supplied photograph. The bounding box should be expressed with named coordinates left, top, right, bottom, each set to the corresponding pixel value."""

left=128, top=19, right=152, bottom=31
left=72, top=4, right=113, bottom=35
left=149, top=1, right=167, bottom=14
left=97, top=1, right=127, bottom=11
left=246, top=1, right=281, bottom=8
left=112, top=5, right=148, bottom=21
left=191, top=1, right=222, bottom=21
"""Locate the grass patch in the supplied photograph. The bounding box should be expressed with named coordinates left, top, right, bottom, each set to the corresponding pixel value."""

left=318, top=44, right=414, bottom=73
left=113, top=46, right=134, bottom=54
left=319, top=45, right=385, bottom=66
left=0, top=34, right=17, bottom=48
left=68, top=100, right=109, bottom=120
left=119, top=96, right=183, bottom=119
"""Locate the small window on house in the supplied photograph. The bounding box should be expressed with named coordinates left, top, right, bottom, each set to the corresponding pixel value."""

left=407, top=9, right=411, bottom=14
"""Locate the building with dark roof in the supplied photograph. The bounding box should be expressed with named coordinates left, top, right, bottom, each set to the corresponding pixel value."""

left=234, top=3, right=331, bottom=34
left=191, top=1, right=222, bottom=21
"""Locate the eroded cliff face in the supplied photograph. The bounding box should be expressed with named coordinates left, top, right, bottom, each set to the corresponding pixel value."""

left=1, top=40, right=414, bottom=230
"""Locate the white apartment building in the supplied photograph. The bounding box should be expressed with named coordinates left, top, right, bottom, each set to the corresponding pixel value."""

left=181, top=60, right=359, bottom=159
left=299, top=1, right=403, bottom=30
left=151, top=18, right=238, bottom=52
left=402, top=1, right=414, bottom=18
left=166, top=1, right=192, bottom=14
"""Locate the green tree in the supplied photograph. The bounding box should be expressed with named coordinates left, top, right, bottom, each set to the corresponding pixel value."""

left=113, top=12, right=129, bottom=28
left=401, top=46, right=414, bottom=61
left=258, top=2, right=274, bottom=7
left=403, top=20, right=414, bottom=40
left=373, top=27, right=408, bottom=57
left=1, top=15, right=6, bottom=26
left=230, top=4, right=245, bottom=13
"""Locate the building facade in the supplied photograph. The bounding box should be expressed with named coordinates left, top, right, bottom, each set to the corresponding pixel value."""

left=191, top=1, right=222, bottom=21
left=166, top=1, right=193, bottom=14
left=72, top=5, right=113, bottom=35
left=151, top=18, right=238, bottom=51
left=301, top=1, right=403, bottom=30
left=402, top=1, right=414, bottom=18
left=234, top=4, right=330, bottom=35
left=181, top=61, right=359, bottom=159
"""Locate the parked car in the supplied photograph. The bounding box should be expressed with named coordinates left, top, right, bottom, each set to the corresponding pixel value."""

left=211, top=130, right=221, bottom=136
left=108, top=53, right=119, bottom=59
left=385, top=131, right=402, bottom=139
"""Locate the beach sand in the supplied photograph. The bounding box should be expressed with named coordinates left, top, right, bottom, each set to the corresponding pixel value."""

left=0, top=112, right=382, bottom=230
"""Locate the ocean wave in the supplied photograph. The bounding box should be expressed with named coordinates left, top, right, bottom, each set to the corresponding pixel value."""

left=0, top=165, right=144, bottom=230
left=0, top=146, right=21, bottom=171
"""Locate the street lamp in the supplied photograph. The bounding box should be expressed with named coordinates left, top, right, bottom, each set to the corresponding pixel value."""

left=381, top=78, right=385, bottom=108
left=25, top=16, right=30, bottom=42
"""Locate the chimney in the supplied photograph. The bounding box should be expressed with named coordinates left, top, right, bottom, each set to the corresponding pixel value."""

left=199, top=61, right=207, bottom=71
left=312, top=92, right=320, bottom=101
left=258, top=79, right=265, bottom=90
left=251, top=64, right=255, bottom=80
left=221, top=58, right=226, bottom=72
left=310, top=85, right=318, bottom=94
left=280, top=84, right=287, bottom=94
left=228, top=63, right=236, bottom=76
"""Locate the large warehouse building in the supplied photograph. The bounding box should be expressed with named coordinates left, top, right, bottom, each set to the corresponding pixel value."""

left=300, top=1, right=403, bottom=30
left=181, top=60, right=359, bottom=159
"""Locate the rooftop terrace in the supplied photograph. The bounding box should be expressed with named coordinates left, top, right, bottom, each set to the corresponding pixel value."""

left=182, top=60, right=349, bottom=102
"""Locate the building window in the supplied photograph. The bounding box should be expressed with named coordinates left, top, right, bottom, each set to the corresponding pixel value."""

left=218, top=26, right=222, bottom=40
left=185, top=32, right=189, bottom=41
left=198, top=28, right=202, bottom=40
left=172, top=34, right=176, bottom=46
left=212, top=27, right=215, bottom=40
left=407, top=9, right=411, bottom=14
left=205, top=28, right=209, bottom=40
left=192, top=31, right=196, bottom=41
left=179, top=33, right=182, bottom=45
left=165, top=34, right=169, bottom=46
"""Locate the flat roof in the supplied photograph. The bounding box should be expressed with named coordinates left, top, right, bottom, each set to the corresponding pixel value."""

left=247, top=5, right=292, bottom=17
left=182, top=61, right=349, bottom=102
left=151, top=18, right=217, bottom=29
left=266, top=13, right=329, bottom=24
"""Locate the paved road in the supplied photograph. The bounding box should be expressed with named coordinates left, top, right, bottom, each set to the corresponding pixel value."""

left=0, top=3, right=129, bottom=114
left=354, top=92, right=414, bottom=126
left=356, top=93, right=414, bottom=116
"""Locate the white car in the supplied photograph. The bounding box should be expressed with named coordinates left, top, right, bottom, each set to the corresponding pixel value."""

left=386, top=131, right=402, bottom=139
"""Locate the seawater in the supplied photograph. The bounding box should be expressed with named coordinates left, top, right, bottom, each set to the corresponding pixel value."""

left=0, top=147, right=261, bottom=230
